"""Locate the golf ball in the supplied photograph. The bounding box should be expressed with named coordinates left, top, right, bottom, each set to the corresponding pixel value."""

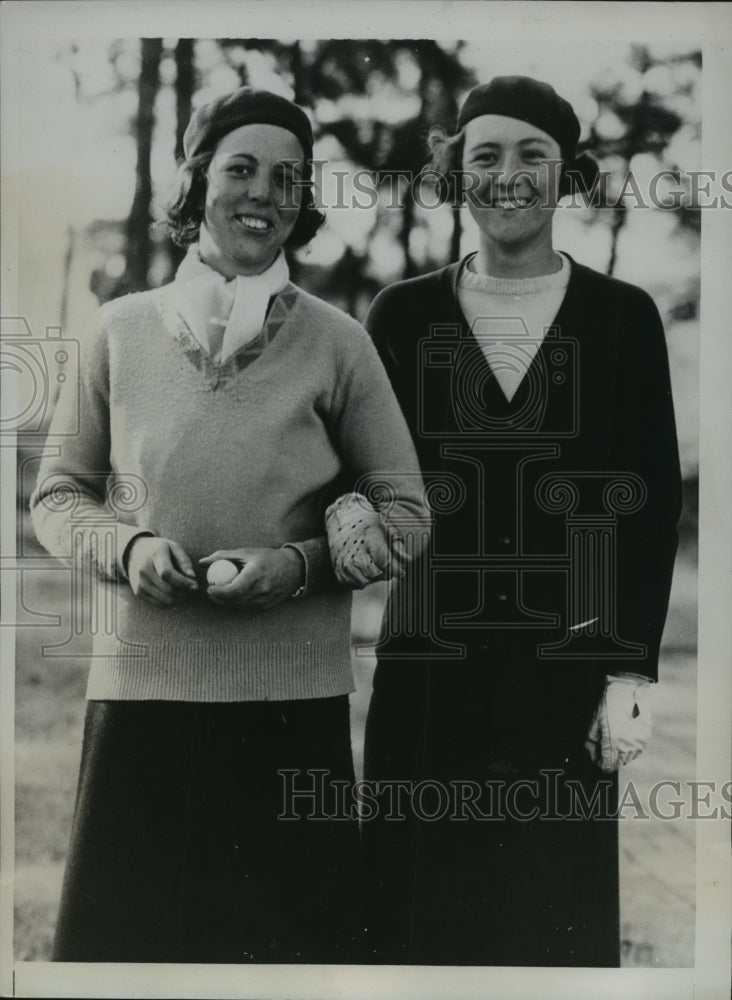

left=206, top=559, right=239, bottom=586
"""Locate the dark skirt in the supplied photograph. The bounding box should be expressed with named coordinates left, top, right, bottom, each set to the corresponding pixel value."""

left=52, top=696, right=361, bottom=964
left=362, top=654, right=620, bottom=967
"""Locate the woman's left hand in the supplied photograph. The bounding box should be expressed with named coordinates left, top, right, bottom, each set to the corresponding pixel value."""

left=584, top=674, right=653, bottom=772
left=199, top=547, right=304, bottom=610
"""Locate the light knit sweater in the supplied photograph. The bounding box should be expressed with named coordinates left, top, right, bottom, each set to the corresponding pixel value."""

left=458, top=252, right=571, bottom=401
left=30, top=281, right=429, bottom=702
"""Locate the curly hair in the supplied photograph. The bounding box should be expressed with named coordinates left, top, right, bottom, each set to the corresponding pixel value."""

left=164, top=151, right=326, bottom=250
left=422, top=126, right=466, bottom=203
left=426, top=125, right=465, bottom=178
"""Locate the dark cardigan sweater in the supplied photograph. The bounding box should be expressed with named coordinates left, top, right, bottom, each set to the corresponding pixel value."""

left=365, top=255, right=682, bottom=711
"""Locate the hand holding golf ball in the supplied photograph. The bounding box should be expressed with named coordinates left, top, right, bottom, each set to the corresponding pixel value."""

left=199, top=547, right=304, bottom=609
left=206, top=558, right=241, bottom=587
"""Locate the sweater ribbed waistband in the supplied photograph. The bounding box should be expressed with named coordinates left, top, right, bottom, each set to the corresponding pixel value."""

left=85, top=638, right=355, bottom=702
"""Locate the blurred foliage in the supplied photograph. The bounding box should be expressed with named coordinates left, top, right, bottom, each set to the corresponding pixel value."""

left=69, top=38, right=700, bottom=311
left=48, top=38, right=701, bottom=481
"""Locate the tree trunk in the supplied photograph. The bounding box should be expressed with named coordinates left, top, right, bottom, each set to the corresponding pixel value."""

left=607, top=203, right=627, bottom=277
left=174, top=38, right=194, bottom=163
left=162, top=38, right=196, bottom=276
left=450, top=203, right=462, bottom=263
left=290, top=41, right=307, bottom=106
left=123, top=38, right=163, bottom=293
left=401, top=185, right=416, bottom=279
left=59, top=224, right=74, bottom=333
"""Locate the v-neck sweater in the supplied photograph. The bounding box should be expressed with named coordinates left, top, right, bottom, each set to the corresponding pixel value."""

left=457, top=253, right=572, bottom=401
left=30, top=282, right=429, bottom=702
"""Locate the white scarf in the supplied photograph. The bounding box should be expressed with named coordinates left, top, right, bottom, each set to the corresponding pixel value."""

left=173, top=245, right=290, bottom=363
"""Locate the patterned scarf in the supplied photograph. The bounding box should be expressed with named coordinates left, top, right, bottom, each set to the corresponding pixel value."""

left=173, top=244, right=290, bottom=362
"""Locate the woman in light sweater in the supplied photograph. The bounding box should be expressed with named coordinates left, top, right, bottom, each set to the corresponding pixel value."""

left=31, top=87, right=429, bottom=964
left=361, top=76, right=682, bottom=966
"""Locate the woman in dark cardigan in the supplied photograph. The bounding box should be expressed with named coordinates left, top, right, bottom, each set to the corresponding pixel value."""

left=361, top=76, right=682, bottom=966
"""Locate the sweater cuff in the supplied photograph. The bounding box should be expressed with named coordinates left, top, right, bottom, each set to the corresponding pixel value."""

left=119, top=528, right=156, bottom=580
left=283, top=536, right=337, bottom=596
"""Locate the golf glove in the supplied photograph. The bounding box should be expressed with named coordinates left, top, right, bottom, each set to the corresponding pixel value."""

left=325, top=492, right=407, bottom=588
left=585, top=673, right=653, bottom=773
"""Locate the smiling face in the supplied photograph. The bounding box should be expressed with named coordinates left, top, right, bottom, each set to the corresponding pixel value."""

left=462, top=114, right=562, bottom=257
left=200, top=123, right=304, bottom=277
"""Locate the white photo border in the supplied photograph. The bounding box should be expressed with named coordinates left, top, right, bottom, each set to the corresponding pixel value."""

left=1, top=2, right=730, bottom=998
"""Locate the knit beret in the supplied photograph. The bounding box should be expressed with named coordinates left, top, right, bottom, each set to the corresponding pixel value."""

left=183, top=86, right=314, bottom=165
left=457, top=76, right=581, bottom=161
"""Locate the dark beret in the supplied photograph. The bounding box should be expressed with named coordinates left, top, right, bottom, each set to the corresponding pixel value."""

left=183, top=86, right=314, bottom=166
left=457, top=76, right=581, bottom=161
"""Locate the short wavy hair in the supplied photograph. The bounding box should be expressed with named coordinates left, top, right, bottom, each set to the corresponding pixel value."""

left=164, top=151, right=326, bottom=249
left=427, top=125, right=465, bottom=179
left=422, top=126, right=466, bottom=203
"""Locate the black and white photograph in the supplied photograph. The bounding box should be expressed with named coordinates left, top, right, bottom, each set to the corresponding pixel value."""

left=1, top=2, right=730, bottom=998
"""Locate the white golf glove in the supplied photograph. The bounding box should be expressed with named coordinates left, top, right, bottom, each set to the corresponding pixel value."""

left=325, top=492, right=407, bottom=589
left=585, top=673, right=654, bottom=773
